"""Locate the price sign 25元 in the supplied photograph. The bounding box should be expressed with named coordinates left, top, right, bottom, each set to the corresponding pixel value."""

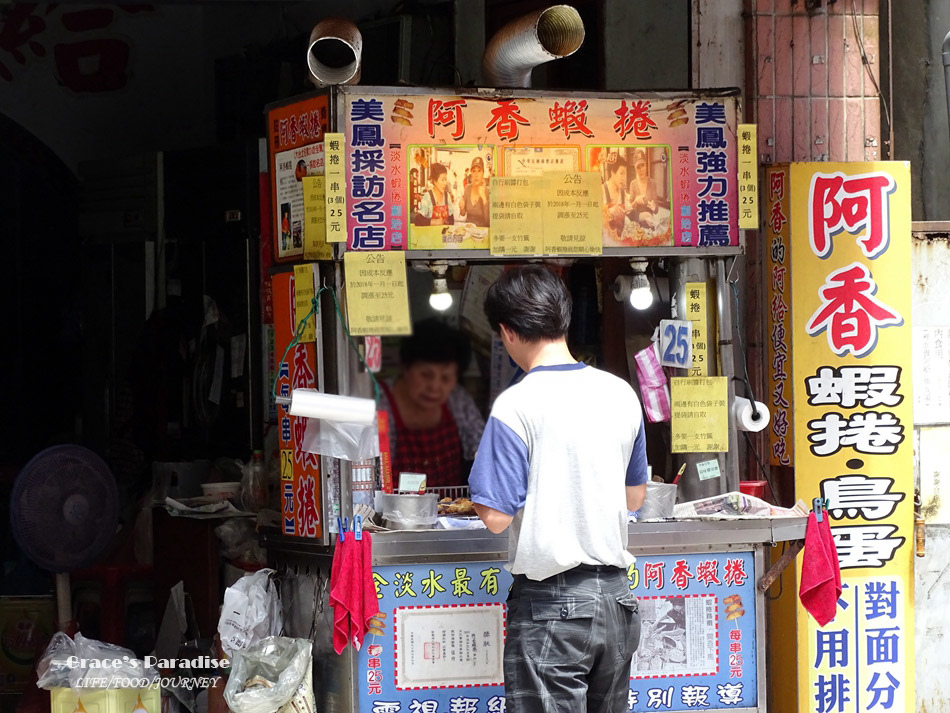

left=659, top=319, right=692, bottom=369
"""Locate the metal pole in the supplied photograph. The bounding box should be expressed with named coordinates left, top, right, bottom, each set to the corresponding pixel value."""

left=943, top=28, right=950, bottom=147
left=716, top=257, right=740, bottom=494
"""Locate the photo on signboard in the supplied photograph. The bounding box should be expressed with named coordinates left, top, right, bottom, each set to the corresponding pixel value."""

left=589, top=145, right=673, bottom=248
left=631, top=594, right=718, bottom=677
left=408, top=144, right=494, bottom=250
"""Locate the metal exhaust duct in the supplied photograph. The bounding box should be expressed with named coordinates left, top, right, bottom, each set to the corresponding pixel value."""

left=307, top=18, right=362, bottom=87
left=482, top=5, right=585, bottom=89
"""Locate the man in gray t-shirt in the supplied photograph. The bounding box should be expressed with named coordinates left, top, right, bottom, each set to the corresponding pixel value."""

left=470, top=265, right=648, bottom=713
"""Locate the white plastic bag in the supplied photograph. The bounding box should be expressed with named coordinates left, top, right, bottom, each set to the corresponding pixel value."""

left=36, top=632, right=158, bottom=691
left=224, top=637, right=313, bottom=713
left=301, top=417, right=380, bottom=461
left=217, top=568, right=283, bottom=658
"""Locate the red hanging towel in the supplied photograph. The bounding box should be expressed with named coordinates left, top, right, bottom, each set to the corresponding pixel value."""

left=820, top=512, right=842, bottom=595
left=330, top=529, right=377, bottom=654
left=355, top=530, right=378, bottom=650
left=798, top=511, right=842, bottom=626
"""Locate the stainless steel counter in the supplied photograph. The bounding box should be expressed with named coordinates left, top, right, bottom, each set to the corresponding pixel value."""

left=265, top=516, right=807, bottom=566
left=265, top=517, right=806, bottom=713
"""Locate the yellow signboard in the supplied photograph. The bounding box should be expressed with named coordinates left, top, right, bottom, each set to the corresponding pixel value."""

left=765, top=165, right=793, bottom=467
left=542, top=172, right=602, bottom=255
left=343, top=251, right=411, bottom=336
left=324, top=133, right=347, bottom=243
left=303, top=176, right=333, bottom=260
left=737, top=124, right=758, bottom=229
left=292, top=263, right=317, bottom=343
left=670, top=376, right=728, bottom=453
left=789, top=162, right=914, bottom=713
left=489, top=176, right=544, bottom=256
left=684, top=281, right=708, bottom=376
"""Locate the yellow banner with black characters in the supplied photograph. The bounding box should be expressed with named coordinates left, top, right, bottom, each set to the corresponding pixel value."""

left=789, top=162, right=914, bottom=713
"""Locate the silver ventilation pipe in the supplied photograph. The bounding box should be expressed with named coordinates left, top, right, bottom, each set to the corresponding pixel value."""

left=482, top=5, right=585, bottom=89
left=307, top=18, right=362, bottom=87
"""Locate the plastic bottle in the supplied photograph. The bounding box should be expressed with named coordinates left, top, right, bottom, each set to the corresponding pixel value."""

left=242, top=450, right=267, bottom=512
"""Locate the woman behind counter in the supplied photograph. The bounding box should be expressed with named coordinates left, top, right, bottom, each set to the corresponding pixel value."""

left=379, top=319, right=485, bottom=489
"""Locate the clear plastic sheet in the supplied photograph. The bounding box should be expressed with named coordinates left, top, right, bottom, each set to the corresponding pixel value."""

left=36, top=632, right=159, bottom=691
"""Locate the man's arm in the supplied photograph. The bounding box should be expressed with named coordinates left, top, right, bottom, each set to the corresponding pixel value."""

left=626, top=484, right=647, bottom=513
left=474, top=503, right=514, bottom=534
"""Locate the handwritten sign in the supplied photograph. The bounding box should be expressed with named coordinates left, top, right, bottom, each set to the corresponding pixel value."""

left=324, top=133, right=347, bottom=243
left=671, top=377, right=729, bottom=453
left=343, top=251, right=411, bottom=336
left=303, top=176, right=332, bottom=260
left=292, top=263, right=317, bottom=343
left=659, top=319, right=692, bottom=369
left=489, top=177, right=544, bottom=256
left=542, top=172, right=602, bottom=255
left=737, top=124, right=758, bottom=229
left=685, top=282, right=709, bottom=376
left=696, top=459, right=722, bottom=481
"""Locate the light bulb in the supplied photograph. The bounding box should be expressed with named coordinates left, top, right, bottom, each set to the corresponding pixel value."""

left=429, top=277, right=453, bottom=311
left=628, top=272, right=654, bottom=310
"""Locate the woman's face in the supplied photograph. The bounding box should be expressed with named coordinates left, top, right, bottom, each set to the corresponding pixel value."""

left=401, top=361, right=458, bottom=412
left=635, top=160, right=648, bottom=178
left=612, top=165, right=627, bottom=186
left=434, top=172, right=448, bottom=192
left=471, top=164, right=485, bottom=186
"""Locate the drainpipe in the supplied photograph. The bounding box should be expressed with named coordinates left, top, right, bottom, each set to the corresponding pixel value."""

left=482, top=5, right=585, bottom=88
left=943, top=28, right=950, bottom=146
left=307, top=18, right=362, bottom=87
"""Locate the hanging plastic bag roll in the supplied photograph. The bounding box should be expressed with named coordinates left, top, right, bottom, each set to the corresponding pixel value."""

left=732, top=396, right=770, bottom=433
left=289, top=389, right=376, bottom=424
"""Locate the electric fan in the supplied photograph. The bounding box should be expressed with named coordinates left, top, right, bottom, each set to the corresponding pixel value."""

left=10, top=445, right=120, bottom=631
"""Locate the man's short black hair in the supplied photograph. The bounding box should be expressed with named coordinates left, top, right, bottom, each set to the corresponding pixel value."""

left=483, top=265, right=572, bottom=341
left=400, top=318, right=472, bottom=373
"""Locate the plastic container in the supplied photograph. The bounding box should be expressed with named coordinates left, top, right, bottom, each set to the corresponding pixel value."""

left=241, top=451, right=268, bottom=512
left=739, top=480, right=768, bottom=501
left=637, top=482, right=678, bottom=520
left=51, top=685, right=160, bottom=713
left=378, top=493, right=438, bottom=530
left=201, top=482, right=242, bottom=501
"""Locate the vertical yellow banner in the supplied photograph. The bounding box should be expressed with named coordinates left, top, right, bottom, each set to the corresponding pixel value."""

left=324, top=133, right=347, bottom=243
left=292, top=263, right=317, bottom=343
left=684, top=281, right=708, bottom=376
left=790, top=162, right=914, bottom=713
left=766, top=166, right=793, bottom=467
left=737, top=124, right=759, bottom=229
left=303, top=176, right=332, bottom=260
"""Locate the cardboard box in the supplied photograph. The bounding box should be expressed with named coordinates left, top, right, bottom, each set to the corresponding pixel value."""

left=51, top=685, right=161, bottom=713
left=0, top=595, right=54, bottom=692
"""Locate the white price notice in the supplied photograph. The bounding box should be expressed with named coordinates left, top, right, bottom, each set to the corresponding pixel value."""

left=659, top=320, right=692, bottom=369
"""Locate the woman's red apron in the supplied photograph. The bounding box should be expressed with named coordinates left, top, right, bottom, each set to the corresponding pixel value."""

left=381, top=383, right=463, bottom=488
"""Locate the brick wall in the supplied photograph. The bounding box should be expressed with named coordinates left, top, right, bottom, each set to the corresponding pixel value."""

left=751, top=0, right=885, bottom=164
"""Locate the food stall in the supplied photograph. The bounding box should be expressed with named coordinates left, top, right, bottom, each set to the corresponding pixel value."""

left=261, top=84, right=806, bottom=713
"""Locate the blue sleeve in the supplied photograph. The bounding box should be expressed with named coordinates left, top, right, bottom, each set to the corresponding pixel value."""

left=626, top=425, right=648, bottom=486
left=468, top=417, right=529, bottom=516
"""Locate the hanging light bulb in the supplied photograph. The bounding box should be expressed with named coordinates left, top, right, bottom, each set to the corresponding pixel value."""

left=428, top=262, right=453, bottom=311
left=628, top=258, right=654, bottom=310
